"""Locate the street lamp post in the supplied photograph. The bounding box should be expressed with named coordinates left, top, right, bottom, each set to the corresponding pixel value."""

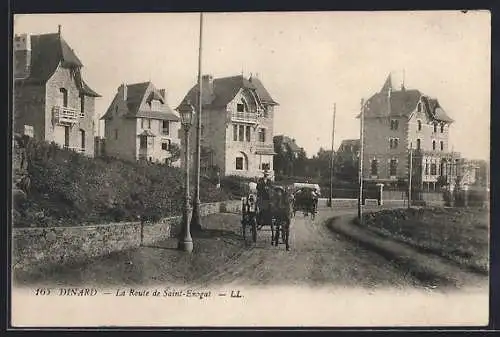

left=176, top=100, right=195, bottom=252
left=191, top=12, right=204, bottom=232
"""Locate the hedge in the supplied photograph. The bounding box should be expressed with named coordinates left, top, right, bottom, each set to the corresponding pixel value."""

left=13, top=140, right=235, bottom=228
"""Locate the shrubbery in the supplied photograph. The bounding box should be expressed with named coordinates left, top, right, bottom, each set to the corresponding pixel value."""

left=13, top=140, right=235, bottom=227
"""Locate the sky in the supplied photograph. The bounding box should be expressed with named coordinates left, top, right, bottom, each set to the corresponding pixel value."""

left=13, top=11, right=491, bottom=160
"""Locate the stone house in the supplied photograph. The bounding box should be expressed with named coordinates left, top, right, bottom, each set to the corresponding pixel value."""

left=359, top=74, right=457, bottom=190
left=179, top=74, right=279, bottom=178
left=13, top=26, right=101, bottom=157
left=100, top=82, right=181, bottom=165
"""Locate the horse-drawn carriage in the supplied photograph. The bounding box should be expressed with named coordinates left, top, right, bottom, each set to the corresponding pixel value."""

left=291, top=184, right=319, bottom=219
left=241, top=183, right=293, bottom=251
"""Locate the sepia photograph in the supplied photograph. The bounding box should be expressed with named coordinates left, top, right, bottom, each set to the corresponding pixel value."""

left=11, top=10, right=490, bottom=327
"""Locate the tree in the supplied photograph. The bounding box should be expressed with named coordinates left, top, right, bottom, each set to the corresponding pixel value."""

left=168, top=143, right=181, bottom=165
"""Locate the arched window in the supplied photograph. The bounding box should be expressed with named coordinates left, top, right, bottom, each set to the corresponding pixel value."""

left=433, top=123, right=437, bottom=133
left=440, top=141, right=444, bottom=151
left=416, top=139, right=421, bottom=150
left=432, top=140, right=436, bottom=150
left=417, top=120, right=422, bottom=131
left=440, top=124, right=444, bottom=133
left=235, top=152, right=248, bottom=171
left=417, top=102, right=422, bottom=112
left=60, top=88, right=68, bottom=107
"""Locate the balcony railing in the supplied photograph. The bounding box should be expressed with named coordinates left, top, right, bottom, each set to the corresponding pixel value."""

left=53, top=106, right=79, bottom=125
left=64, top=145, right=85, bottom=154
left=231, top=112, right=258, bottom=123
left=256, top=143, right=274, bottom=152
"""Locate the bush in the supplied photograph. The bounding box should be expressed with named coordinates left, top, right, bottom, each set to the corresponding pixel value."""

left=14, top=140, right=236, bottom=227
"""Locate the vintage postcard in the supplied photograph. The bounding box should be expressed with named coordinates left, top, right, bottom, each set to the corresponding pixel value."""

left=11, top=10, right=490, bottom=328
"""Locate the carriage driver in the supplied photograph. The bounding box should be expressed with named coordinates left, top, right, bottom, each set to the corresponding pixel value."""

left=256, top=169, right=273, bottom=222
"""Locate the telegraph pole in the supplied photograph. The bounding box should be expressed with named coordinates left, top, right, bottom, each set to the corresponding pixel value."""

left=408, top=142, right=413, bottom=209
left=191, top=12, right=204, bottom=232
left=358, top=99, right=365, bottom=221
left=328, top=103, right=336, bottom=208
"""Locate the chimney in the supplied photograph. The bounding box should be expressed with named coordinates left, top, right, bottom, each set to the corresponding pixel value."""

left=202, top=74, right=214, bottom=105
left=14, top=33, right=31, bottom=79
left=119, top=83, right=127, bottom=101
left=58, top=25, right=62, bottom=35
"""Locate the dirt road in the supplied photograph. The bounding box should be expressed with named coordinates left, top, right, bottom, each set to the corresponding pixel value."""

left=195, top=208, right=420, bottom=289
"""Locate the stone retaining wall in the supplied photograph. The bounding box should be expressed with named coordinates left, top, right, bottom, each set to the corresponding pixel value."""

left=13, top=200, right=242, bottom=273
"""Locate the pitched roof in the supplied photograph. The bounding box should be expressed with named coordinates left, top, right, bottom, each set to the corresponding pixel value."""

left=101, top=81, right=179, bottom=122
left=357, top=85, right=453, bottom=123
left=339, top=139, right=360, bottom=149
left=180, top=74, right=278, bottom=109
left=16, top=32, right=100, bottom=97
left=248, top=76, right=279, bottom=105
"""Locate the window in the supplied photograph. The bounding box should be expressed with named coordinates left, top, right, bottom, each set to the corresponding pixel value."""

left=59, top=88, right=68, bottom=107
left=425, top=162, right=429, bottom=175
left=80, top=129, right=85, bottom=150
left=115, top=106, right=118, bottom=114
left=258, top=128, right=266, bottom=142
left=162, top=140, right=171, bottom=151
left=431, top=163, right=437, bottom=176
left=238, top=125, right=244, bottom=141
left=432, top=140, right=436, bottom=150
left=140, top=135, right=147, bottom=149
left=416, top=139, right=421, bottom=150
left=440, top=141, right=444, bottom=151
left=433, top=123, right=437, bottom=133
left=147, top=119, right=151, bottom=129
left=236, top=157, right=244, bottom=170
left=440, top=162, right=444, bottom=176
left=389, top=159, right=397, bottom=176
left=390, top=119, right=399, bottom=130
left=370, top=159, right=378, bottom=176
left=150, top=99, right=162, bottom=111
left=261, top=163, right=270, bottom=171
left=245, top=125, right=251, bottom=142
left=389, top=138, right=399, bottom=149
left=141, top=118, right=145, bottom=129
left=162, top=121, right=170, bottom=135
left=201, top=124, right=205, bottom=136
left=417, top=120, right=422, bottom=131
left=237, top=103, right=244, bottom=112
left=417, top=102, right=422, bottom=112
left=440, top=124, right=444, bottom=133
left=80, top=95, right=85, bottom=117
left=114, top=129, right=118, bottom=140
left=233, top=124, right=238, bottom=141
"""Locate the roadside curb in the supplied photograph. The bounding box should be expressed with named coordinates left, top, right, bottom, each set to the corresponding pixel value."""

left=326, top=214, right=484, bottom=289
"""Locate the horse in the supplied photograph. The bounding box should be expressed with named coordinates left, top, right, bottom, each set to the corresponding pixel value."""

left=241, top=192, right=258, bottom=243
left=269, top=186, right=293, bottom=251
